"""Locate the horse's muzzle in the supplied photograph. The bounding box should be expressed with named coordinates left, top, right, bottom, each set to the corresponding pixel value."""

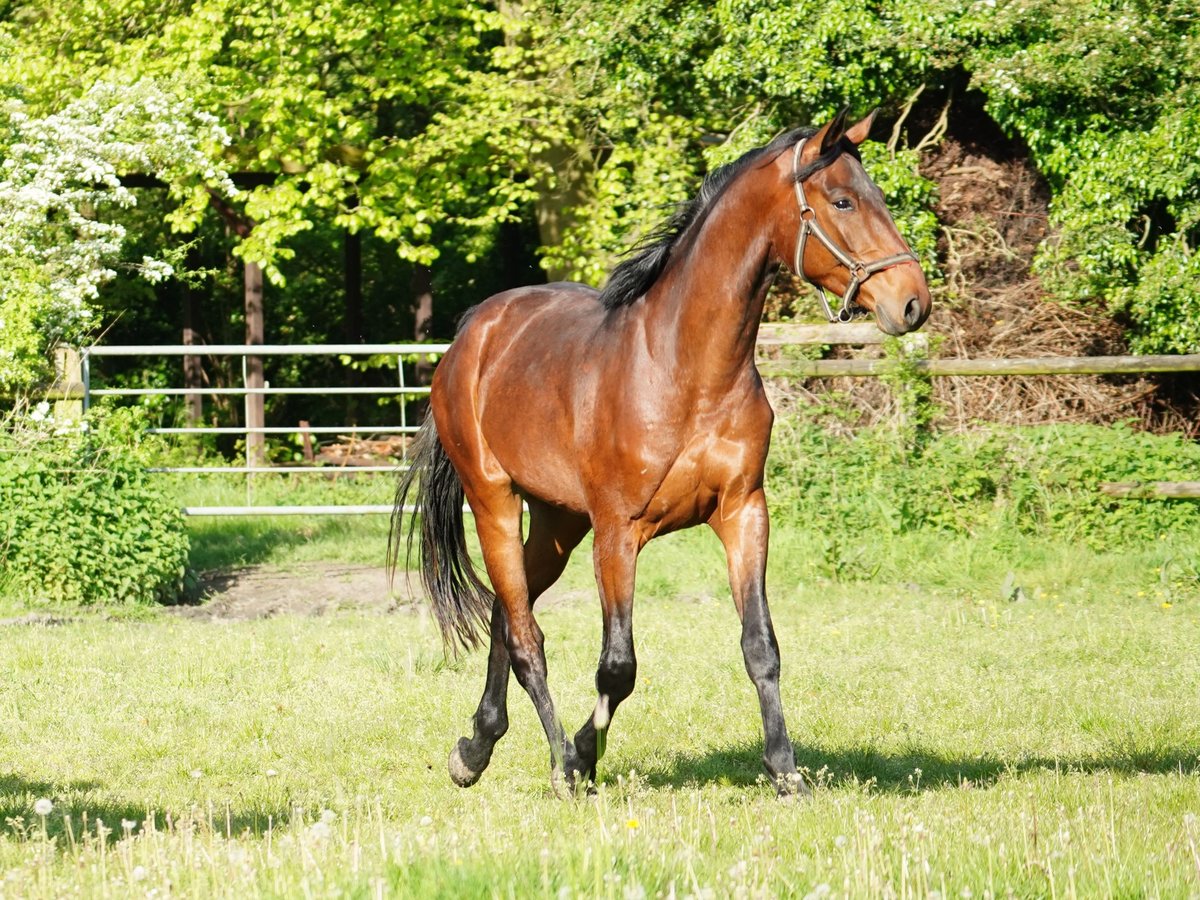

left=875, top=294, right=930, bottom=336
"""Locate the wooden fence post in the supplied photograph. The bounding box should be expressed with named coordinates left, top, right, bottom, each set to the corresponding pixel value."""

left=52, top=347, right=84, bottom=420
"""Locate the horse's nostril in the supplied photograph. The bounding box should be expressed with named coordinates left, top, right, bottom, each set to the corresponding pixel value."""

left=904, top=296, right=921, bottom=327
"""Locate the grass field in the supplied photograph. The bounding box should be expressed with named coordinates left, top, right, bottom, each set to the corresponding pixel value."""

left=2, top=513, right=1199, bottom=898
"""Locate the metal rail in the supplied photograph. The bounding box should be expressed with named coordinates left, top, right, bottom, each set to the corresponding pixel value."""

left=80, top=343, right=446, bottom=515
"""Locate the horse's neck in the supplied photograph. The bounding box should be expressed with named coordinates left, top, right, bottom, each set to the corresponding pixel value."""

left=642, top=176, right=777, bottom=391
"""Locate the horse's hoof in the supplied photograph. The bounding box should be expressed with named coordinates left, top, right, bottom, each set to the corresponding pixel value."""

left=549, top=768, right=573, bottom=800
left=774, top=771, right=812, bottom=800
left=448, top=739, right=483, bottom=788
left=549, top=767, right=594, bottom=800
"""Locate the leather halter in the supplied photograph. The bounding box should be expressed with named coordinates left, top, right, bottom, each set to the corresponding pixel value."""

left=791, top=138, right=920, bottom=323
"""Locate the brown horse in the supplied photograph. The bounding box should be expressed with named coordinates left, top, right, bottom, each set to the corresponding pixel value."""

left=391, top=109, right=931, bottom=797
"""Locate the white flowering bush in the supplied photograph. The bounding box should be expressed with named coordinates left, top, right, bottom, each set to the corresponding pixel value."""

left=0, top=71, right=234, bottom=391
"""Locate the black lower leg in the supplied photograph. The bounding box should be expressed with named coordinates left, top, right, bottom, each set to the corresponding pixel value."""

left=574, top=613, right=636, bottom=781
left=449, top=599, right=510, bottom=787
left=741, top=600, right=803, bottom=794
left=506, top=623, right=585, bottom=789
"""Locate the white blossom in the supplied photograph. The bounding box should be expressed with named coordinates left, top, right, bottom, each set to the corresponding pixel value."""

left=0, top=67, right=233, bottom=387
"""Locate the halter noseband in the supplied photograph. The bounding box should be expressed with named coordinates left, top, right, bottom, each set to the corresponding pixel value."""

left=791, top=138, right=920, bottom=323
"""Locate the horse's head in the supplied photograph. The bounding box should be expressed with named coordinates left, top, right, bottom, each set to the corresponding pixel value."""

left=775, top=109, right=931, bottom=336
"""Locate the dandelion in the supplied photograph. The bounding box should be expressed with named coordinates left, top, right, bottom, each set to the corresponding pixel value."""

left=419, top=815, right=433, bottom=827
left=625, top=817, right=640, bottom=830
left=265, top=769, right=279, bottom=778
left=33, top=798, right=53, bottom=817
left=306, top=820, right=332, bottom=843
left=131, top=865, right=148, bottom=882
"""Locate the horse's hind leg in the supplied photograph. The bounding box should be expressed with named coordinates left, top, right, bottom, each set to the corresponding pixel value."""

left=448, top=596, right=510, bottom=787
left=449, top=502, right=589, bottom=788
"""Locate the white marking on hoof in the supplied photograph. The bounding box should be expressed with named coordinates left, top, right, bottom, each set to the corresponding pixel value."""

left=448, top=743, right=482, bottom=788
left=592, top=695, right=611, bottom=731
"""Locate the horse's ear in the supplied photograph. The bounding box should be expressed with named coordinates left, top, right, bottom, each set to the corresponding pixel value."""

left=815, top=107, right=850, bottom=155
left=844, top=109, right=879, bottom=146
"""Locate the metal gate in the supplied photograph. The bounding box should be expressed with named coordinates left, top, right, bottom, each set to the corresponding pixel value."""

left=80, top=343, right=449, bottom=516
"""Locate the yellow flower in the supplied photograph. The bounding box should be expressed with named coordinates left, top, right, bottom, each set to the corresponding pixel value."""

left=626, top=818, right=640, bottom=830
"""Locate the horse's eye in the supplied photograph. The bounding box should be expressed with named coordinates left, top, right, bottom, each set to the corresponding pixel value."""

left=833, top=198, right=855, bottom=212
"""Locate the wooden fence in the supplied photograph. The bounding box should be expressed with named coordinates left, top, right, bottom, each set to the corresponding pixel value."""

left=760, top=323, right=1200, bottom=498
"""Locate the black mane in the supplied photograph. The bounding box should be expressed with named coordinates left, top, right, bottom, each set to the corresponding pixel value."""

left=597, top=126, right=819, bottom=310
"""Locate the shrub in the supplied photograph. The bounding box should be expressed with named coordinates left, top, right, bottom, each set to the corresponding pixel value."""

left=0, top=405, right=189, bottom=606
left=767, top=419, right=1200, bottom=551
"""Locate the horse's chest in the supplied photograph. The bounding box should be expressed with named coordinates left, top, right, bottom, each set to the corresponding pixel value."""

left=632, top=417, right=769, bottom=533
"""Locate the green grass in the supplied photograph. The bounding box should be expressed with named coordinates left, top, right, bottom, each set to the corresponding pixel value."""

left=1, top=522, right=1199, bottom=897
left=172, top=471, right=397, bottom=571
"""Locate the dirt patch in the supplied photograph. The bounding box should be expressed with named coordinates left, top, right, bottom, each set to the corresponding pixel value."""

left=176, top=563, right=420, bottom=621
left=177, top=563, right=598, bottom=622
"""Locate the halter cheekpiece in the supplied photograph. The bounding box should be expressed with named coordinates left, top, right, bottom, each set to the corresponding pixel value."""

left=791, top=138, right=920, bottom=323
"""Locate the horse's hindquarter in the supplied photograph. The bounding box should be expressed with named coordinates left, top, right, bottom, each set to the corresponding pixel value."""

left=435, top=285, right=619, bottom=513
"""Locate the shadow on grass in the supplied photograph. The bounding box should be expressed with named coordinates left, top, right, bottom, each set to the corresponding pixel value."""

left=637, top=742, right=1200, bottom=793
left=185, top=515, right=390, bottom=574
left=0, top=773, right=290, bottom=842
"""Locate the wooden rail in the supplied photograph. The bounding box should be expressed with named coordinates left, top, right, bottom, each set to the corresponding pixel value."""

left=1099, top=482, right=1200, bottom=499
left=757, top=346, right=1200, bottom=378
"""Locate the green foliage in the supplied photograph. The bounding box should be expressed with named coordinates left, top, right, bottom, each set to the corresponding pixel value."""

left=767, top=420, right=1200, bottom=552
left=0, top=406, right=189, bottom=606
left=951, top=0, right=1200, bottom=352
left=879, top=333, right=940, bottom=451
left=6, top=0, right=1200, bottom=408
left=705, top=0, right=1200, bottom=350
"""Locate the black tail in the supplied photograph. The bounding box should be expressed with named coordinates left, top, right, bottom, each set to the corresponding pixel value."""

left=389, top=416, right=494, bottom=652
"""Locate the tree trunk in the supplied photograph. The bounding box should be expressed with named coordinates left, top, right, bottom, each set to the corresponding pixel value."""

left=412, top=262, right=435, bottom=417
left=533, top=140, right=592, bottom=282
left=244, top=260, right=265, bottom=467
left=344, top=194, right=363, bottom=343
left=182, top=251, right=204, bottom=426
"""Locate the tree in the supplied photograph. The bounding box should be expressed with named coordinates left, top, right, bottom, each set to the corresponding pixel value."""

left=0, top=57, right=233, bottom=390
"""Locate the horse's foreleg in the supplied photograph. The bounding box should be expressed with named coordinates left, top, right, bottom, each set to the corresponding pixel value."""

left=451, top=503, right=590, bottom=788
left=573, top=529, right=640, bottom=784
left=710, top=490, right=808, bottom=798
